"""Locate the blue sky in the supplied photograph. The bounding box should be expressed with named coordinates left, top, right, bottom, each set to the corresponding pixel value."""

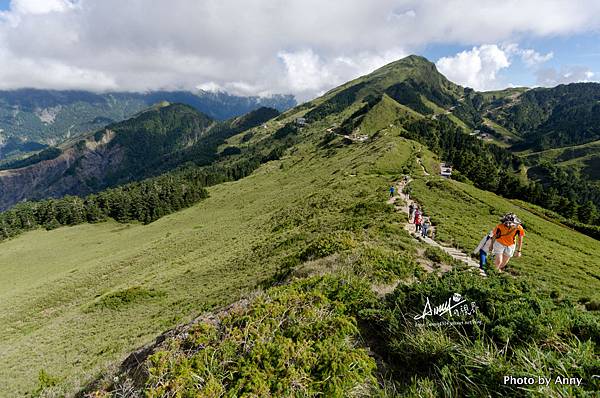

left=1, top=0, right=600, bottom=99
left=422, top=33, right=600, bottom=89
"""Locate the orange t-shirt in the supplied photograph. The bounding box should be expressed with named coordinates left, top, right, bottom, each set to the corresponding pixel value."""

left=493, top=224, right=525, bottom=247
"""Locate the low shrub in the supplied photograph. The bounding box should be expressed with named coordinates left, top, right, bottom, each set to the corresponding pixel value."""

left=86, top=286, right=165, bottom=312
left=34, top=369, right=60, bottom=397
left=353, top=244, right=416, bottom=282
left=424, top=247, right=454, bottom=265
left=142, top=276, right=380, bottom=397
left=585, top=300, right=600, bottom=311
left=367, top=271, right=600, bottom=396
left=299, top=232, right=356, bottom=261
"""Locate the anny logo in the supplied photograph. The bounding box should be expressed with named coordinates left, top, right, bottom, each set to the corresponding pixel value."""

left=414, top=293, right=480, bottom=326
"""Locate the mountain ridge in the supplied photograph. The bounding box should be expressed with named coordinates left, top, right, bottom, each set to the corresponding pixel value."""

left=2, top=55, right=600, bottom=222
left=0, top=88, right=295, bottom=160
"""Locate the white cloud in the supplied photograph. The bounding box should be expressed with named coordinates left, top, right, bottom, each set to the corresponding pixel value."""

left=11, top=0, right=75, bottom=15
left=436, top=45, right=510, bottom=90
left=436, top=43, right=555, bottom=90
left=503, top=44, right=553, bottom=67
left=0, top=46, right=117, bottom=91
left=278, top=48, right=406, bottom=99
left=0, top=0, right=600, bottom=98
left=278, top=49, right=332, bottom=94
left=519, top=49, right=554, bottom=67
left=536, top=66, right=597, bottom=86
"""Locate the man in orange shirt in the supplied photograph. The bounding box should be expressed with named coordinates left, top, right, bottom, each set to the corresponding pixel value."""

left=489, top=213, right=525, bottom=272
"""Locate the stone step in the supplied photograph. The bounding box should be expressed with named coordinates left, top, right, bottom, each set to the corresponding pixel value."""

left=393, top=176, right=484, bottom=275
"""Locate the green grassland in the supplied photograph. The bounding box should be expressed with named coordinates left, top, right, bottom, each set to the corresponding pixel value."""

left=357, top=94, right=422, bottom=136
left=482, top=117, right=523, bottom=148
left=410, top=177, right=600, bottom=299
left=524, top=139, right=600, bottom=183
left=0, top=119, right=416, bottom=396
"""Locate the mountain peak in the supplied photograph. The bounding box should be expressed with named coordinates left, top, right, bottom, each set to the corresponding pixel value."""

left=397, top=54, right=433, bottom=65
left=368, top=54, right=439, bottom=79
left=231, top=106, right=279, bottom=131
left=305, top=54, right=463, bottom=123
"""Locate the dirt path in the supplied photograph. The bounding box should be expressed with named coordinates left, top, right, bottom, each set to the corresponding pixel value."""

left=416, top=157, right=430, bottom=176
left=388, top=178, right=484, bottom=275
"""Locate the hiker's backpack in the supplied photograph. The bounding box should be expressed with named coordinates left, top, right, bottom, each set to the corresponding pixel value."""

left=473, top=231, right=493, bottom=254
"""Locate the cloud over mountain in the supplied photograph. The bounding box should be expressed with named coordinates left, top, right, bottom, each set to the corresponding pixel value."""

left=436, top=44, right=555, bottom=90
left=536, top=66, right=595, bottom=86
left=1, top=0, right=600, bottom=99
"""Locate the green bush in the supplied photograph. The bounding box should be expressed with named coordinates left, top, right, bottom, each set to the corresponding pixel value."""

left=354, top=244, right=416, bottom=282
left=585, top=300, right=600, bottom=311
left=34, top=369, right=59, bottom=397
left=299, top=232, right=356, bottom=261
left=142, top=276, right=380, bottom=397
left=86, top=286, right=165, bottom=312
left=368, top=271, right=600, bottom=396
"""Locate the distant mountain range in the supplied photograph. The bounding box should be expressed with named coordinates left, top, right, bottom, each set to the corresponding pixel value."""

left=0, top=89, right=295, bottom=159
left=0, top=103, right=279, bottom=210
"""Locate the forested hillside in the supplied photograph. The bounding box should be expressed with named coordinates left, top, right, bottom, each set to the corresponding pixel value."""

left=485, top=83, right=600, bottom=150
left=0, top=104, right=279, bottom=210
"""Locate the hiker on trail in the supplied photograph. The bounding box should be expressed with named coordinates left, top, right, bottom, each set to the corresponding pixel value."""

left=421, top=216, right=431, bottom=238
left=403, top=175, right=409, bottom=183
left=473, top=230, right=493, bottom=270
left=414, top=210, right=422, bottom=233
left=408, top=203, right=415, bottom=222
left=489, top=213, right=525, bottom=272
left=389, top=186, right=395, bottom=198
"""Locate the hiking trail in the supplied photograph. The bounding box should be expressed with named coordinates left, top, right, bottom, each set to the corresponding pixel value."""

left=416, top=157, right=430, bottom=176
left=387, top=177, right=485, bottom=275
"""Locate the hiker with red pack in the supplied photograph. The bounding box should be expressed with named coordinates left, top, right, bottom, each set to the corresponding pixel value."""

left=414, top=208, right=422, bottom=233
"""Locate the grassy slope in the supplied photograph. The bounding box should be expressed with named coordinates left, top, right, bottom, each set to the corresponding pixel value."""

left=2, top=121, right=599, bottom=395
left=524, top=139, right=600, bottom=183
left=479, top=87, right=529, bottom=102
left=358, top=94, right=422, bottom=136
left=0, top=121, right=415, bottom=396
left=482, top=117, right=523, bottom=148
left=410, top=177, right=600, bottom=299
left=83, top=130, right=600, bottom=397
left=0, top=178, right=277, bottom=395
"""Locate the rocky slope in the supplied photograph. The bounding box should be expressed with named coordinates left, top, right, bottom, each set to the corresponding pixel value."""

left=0, top=130, right=123, bottom=210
